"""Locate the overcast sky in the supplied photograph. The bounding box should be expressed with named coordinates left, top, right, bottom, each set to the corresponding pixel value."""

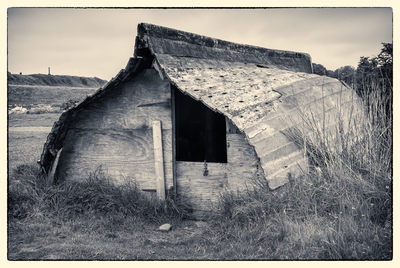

left=7, top=8, right=392, bottom=80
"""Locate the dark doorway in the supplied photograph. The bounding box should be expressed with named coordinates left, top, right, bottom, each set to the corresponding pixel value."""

left=174, top=87, right=227, bottom=163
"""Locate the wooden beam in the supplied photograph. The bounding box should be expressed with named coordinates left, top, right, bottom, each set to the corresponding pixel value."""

left=170, top=85, right=177, bottom=196
left=152, top=120, right=166, bottom=200
left=48, top=148, right=63, bottom=184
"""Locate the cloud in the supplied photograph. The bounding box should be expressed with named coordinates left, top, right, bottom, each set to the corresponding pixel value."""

left=7, top=8, right=392, bottom=79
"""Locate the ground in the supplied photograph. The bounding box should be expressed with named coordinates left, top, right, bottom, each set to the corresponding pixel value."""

left=7, top=83, right=392, bottom=260
left=7, top=103, right=221, bottom=261
left=8, top=215, right=213, bottom=260
left=6, top=87, right=220, bottom=260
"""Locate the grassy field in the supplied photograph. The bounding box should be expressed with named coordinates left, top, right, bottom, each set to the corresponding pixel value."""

left=8, top=83, right=98, bottom=171
left=8, top=73, right=106, bottom=88
left=8, top=84, right=97, bottom=108
left=7, top=81, right=392, bottom=260
left=8, top=113, right=61, bottom=128
left=8, top=113, right=61, bottom=171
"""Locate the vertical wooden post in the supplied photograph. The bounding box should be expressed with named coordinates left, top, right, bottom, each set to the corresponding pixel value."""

left=153, top=120, right=166, bottom=201
left=170, top=85, right=177, bottom=196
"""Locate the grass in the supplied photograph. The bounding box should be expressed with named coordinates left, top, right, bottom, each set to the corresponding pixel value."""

left=8, top=73, right=106, bottom=88
left=211, top=82, right=392, bottom=259
left=8, top=113, right=61, bottom=128
left=8, top=165, right=197, bottom=260
left=8, top=84, right=97, bottom=108
left=7, top=81, right=392, bottom=260
left=8, top=131, right=50, bottom=171
left=8, top=165, right=187, bottom=222
left=8, top=113, right=60, bottom=171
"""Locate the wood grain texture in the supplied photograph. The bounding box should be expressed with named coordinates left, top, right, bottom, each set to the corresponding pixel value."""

left=148, top=36, right=312, bottom=73
left=267, top=158, right=307, bottom=189
left=153, top=120, right=166, bottom=200
left=176, top=132, right=261, bottom=212
left=56, top=69, right=174, bottom=190
left=176, top=161, right=228, bottom=212
left=48, top=148, right=63, bottom=184
left=43, top=23, right=363, bottom=194
left=170, top=85, right=177, bottom=195
left=139, top=23, right=312, bottom=73
left=158, top=54, right=360, bottom=189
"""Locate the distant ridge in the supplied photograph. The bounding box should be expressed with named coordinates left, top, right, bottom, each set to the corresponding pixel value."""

left=7, top=72, right=107, bottom=88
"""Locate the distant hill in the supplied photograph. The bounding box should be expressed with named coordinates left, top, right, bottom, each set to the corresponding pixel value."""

left=8, top=72, right=107, bottom=88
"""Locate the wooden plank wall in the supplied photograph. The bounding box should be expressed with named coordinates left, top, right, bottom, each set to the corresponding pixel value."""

left=176, top=124, right=262, bottom=216
left=56, top=69, right=174, bottom=191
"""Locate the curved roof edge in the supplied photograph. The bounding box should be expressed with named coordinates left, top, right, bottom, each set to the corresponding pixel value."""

left=40, top=23, right=314, bottom=173
left=40, top=23, right=353, bottom=191
left=39, top=56, right=146, bottom=172
left=137, top=23, right=313, bottom=73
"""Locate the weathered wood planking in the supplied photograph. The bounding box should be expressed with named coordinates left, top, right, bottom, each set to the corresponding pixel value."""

left=156, top=53, right=362, bottom=189
left=148, top=36, right=312, bottom=73
left=239, top=77, right=359, bottom=188
left=153, top=120, right=166, bottom=200
left=56, top=69, right=174, bottom=190
left=226, top=133, right=263, bottom=192
left=72, top=72, right=172, bottom=131
left=58, top=128, right=173, bottom=189
left=139, top=23, right=312, bottom=73
left=48, top=148, right=63, bottom=184
left=176, top=161, right=228, bottom=213
left=176, top=132, right=261, bottom=213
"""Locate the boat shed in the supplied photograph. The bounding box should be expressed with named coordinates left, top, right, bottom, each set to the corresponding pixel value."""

left=40, top=23, right=360, bottom=214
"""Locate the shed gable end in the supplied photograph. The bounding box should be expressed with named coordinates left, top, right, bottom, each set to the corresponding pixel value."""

left=55, top=69, right=174, bottom=190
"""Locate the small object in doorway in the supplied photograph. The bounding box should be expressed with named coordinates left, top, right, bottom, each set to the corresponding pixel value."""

left=203, top=160, right=209, bottom=176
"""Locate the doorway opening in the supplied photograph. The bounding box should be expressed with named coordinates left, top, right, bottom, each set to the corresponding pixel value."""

left=174, top=87, right=227, bottom=163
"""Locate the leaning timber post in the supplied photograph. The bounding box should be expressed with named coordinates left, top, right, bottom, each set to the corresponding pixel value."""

left=48, top=148, right=63, bottom=184
left=152, top=120, right=166, bottom=201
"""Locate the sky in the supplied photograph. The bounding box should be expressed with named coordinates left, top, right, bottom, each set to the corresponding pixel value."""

left=7, top=8, right=393, bottom=80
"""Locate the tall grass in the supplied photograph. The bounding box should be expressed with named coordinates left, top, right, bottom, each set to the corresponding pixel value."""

left=213, top=82, right=392, bottom=259
left=8, top=80, right=392, bottom=260
left=8, top=165, right=188, bottom=223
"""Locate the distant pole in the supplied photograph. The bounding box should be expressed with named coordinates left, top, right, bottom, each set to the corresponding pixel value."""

left=48, top=67, right=51, bottom=75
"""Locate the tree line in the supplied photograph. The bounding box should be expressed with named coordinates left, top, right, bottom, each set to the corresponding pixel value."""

left=312, top=43, right=392, bottom=98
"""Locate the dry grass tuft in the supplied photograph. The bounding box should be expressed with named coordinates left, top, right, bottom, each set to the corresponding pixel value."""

left=213, top=81, right=392, bottom=260
left=8, top=166, right=189, bottom=224
left=8, top=79, right=392, bottom=260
